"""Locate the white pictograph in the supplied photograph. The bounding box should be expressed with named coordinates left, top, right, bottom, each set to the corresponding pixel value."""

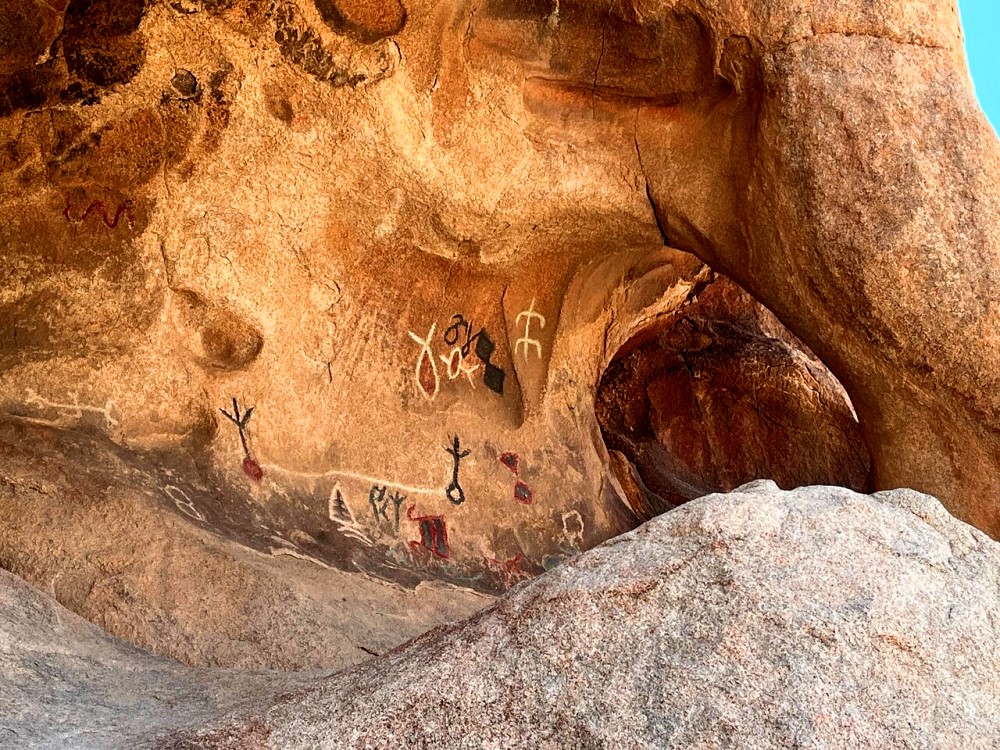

left=265, top=463, right=438, bottom=497
left=165, top=486, right=206, bottom=522
left=327, top=483, right=375, bottom=548
left=515, top=298, right=546, bottom=360
left=268, top=546, right=333, bottom=569
left=408, top=323, right=440, bottom=400
left=24, top=389, right=120, bottom=432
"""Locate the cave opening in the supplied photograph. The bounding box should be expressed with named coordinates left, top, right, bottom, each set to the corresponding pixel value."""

left=596, top=273, right=872, bottom=523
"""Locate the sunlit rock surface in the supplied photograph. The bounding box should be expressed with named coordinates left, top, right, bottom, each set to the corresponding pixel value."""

left=5, top=484, right=999, bottom=749
left=0, top=0, right=997, bottom=721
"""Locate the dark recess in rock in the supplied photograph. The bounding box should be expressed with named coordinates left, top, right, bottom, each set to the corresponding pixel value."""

left=62, top=0, right=149, bottom=89
left=596, top=277, right=871, bottom=518
left=313, top=0, right=407, bottom=44
left=171, top=69, right=200, bottom=98
left=0, top=66, right=58, bottom=118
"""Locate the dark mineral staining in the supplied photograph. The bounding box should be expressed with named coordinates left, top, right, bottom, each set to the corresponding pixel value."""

left=191, top=60, right=235, bottom=153
left=0, top=66, right=57, bottom=118
left=313, top=0, right=407, bottom=44
left=0, top=4, right=63, bottom=116
left=47, top=110, right=89, bottom=159
left=169, top=0, right=235, bottom=13
left=0, top=0, right=150, bottom=117
left=64, top=41, right=144, bottom=88
left=0, top=5, right=55, bottom=70
left=48, top=109, right=167, bottom=190
left=168, top=0, right=202, bottom=14
left=270, top=3, right=370, bottom=87
left=266, top=94, right=295, bottom=124
left=60, top=82, right=102, bottom=107
left=62, top=0, right=149, bottom=89
left=170, top=69, right=200, bottom=99
left=64, top=0, right=148, bottom=37
left=484, top=0, right=554, bottom=21
left=208, top=63, right=233, bottom=101
left=170, top=0, right=273, bottom=19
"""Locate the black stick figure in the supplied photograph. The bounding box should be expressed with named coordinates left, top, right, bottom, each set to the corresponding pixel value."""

left=220, top=397, right=254, bottom=459
left=444, top=435, right=471, bottom=505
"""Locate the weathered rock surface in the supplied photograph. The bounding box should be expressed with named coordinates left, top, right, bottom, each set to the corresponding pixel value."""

left=634, top=0, right=1000, bottom=532
left=598, top=275, right=870, bottom=516
left=0, top=564, right=313, bottom=749
left=4, top=483, right=999, bottom=748
left=168, top=482, right=1000, bottom=748
left=0, top=0, right=997, bottom=690
left=0, top=417, right=491, bottom=670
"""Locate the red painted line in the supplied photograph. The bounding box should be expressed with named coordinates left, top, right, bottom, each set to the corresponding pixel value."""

left=64, top=196, right=135, bottom=229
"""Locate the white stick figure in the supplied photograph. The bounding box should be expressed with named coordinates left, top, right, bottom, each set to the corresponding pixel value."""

left=440, top=347, right=481, bottom=387
left=515, top=298, right=546, bottom=360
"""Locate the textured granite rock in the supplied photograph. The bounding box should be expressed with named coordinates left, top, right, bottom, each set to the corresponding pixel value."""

left=634, top=0, right=1000, bottom=532
left=158, top=483, right=1000, bottom=749
left=0, top=0, right=996, bottom=673
left=0, top=564, right=309, bottom=749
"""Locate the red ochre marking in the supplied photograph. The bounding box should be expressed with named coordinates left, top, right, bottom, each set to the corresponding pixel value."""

left=514, top=479, right=533, bottom=504
left=499, top=451, right=533, bottom=504
left=417, top=351, right=437, bottom=397
left=242, top=457, right=265, bottom=482
left=407, top=505, right=450, bottom=559
left=484, top=553, right=530, bottom=588
left=64, top=196, right=135, bottom=229
left=499, top=451, right=519, bottom=473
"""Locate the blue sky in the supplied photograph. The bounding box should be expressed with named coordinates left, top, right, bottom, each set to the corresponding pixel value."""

left=960, top=0, right=998, bottom=132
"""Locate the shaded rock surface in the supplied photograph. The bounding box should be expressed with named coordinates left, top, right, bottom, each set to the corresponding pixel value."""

left=597, top=275, right=870, bottom=517
left=5, top=483, right=999, bottom=748
left=0, top=417, right=491, bottom=670
left=0, top=565, right=310, bottom=749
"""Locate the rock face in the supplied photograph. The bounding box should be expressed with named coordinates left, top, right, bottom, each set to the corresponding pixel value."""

left=633, top=0, right=1000, bottom=532
left=0, top=563, right=312, bottom=749
left=597, top=275, right=870, bottom=516
left=0, top=417, right=491, bottom=671
left=5, top=483, right=999, bottom=748
left=0, top=0, right=996, bottom=676
left=163, top=483, right=1000, bottom=748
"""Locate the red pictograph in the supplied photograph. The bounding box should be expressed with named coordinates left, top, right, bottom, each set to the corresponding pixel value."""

left=407, top=505, right=450, bottom=559
left=63, top=196, right=135, bottom=229
left=484, top=553, right=531, bottom=589
left=499, top=451, right=534, bottom=504
left=242, top=456, right=264, bottom=482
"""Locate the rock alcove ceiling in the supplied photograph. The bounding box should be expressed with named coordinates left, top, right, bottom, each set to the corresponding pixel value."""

left=596, top=274, right=871, bottom=519
left=0, top=0, right=997, bottom=745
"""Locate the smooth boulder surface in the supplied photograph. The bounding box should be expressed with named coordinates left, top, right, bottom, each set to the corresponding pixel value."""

left=157, top=482, right=1000, bottom=748
left=0, top=565, right=311, bottom=749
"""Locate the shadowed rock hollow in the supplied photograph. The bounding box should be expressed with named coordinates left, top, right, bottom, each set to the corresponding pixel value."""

left=0, top=0, right=997, bottom=744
